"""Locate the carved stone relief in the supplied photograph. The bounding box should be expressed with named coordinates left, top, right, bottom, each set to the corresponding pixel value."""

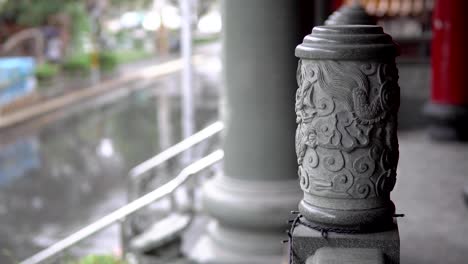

left=295, top=59, right=400, bottom=200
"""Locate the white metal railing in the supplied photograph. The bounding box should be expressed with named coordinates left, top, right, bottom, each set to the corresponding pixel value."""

left=129, top=121, right=223, bottom=179
left=127, top=121, right=223, bottom=201
left=20, top=150, right=224, bottom=264
left=122, top=121, right=223, bottom=251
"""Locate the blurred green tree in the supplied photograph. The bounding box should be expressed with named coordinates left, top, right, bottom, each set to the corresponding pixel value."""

left=109, top=0, right=152, bottom=9
left=0, top=0, right=76, bottom=26
left=0, top=0, right=90, bottom=53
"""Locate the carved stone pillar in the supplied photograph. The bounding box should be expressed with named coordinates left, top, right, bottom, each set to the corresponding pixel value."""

left=291, top=25, right=401, bottom=263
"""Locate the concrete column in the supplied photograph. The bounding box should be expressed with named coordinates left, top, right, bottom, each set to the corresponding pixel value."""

left=190, top=1, right=305, bottom=263
left=292, top=25, right=401, bottom=263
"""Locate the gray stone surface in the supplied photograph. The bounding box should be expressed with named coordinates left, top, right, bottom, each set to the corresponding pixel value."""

left=295, top=25, right=400, bottom=231
left=190, top=222, right=288, bottom=264
left=190, top=0, right=303, bottom=263
left=291, top=224, right=399, bottom=264
left=394, top=131, right=468, bottom=264
left=296, top=26, right=398, bottom=61
left=293, top=62, right=468, bottom=264
left=307, top=247, right=385, bottom=264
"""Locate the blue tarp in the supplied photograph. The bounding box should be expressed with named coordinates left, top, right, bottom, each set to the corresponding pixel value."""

left=0, top=57, right=36, bottom=106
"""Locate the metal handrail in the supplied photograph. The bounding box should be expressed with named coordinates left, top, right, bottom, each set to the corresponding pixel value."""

left=20, top=150, right=224, bottom=264
left=127, top=121, right=223, bottom=201
left=129, top=121, right=223, bottom=179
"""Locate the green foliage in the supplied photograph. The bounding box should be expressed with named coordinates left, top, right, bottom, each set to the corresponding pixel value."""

left=35, top=62, right=59, bottom=80
left=67, top=254, right=126, bottom=264
left=109, top=0, right=153, bottom=9
left=0, top=0, right=76, bottom=26
left=99, top=51, right=118, bottom=72
left=194, top=34, right=220, bottom=46
left=0, top=0, right=90, bottom=52
left=64, top=2, right=91, bottom=52
left=63, top=54, right=91, bottom=74
left=62, top=52, right=120, bottom=73
left=114, top=50, right=151, bottom=64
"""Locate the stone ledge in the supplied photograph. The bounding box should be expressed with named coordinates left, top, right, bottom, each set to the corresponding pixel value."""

left=291, top=222, right=399, bottom=264
left=306, top=247, right=385, bottom=264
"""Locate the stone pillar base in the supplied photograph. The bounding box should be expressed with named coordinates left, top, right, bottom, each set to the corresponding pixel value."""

left=189, top=222, right=287, bottom=264
left=306, top=247, right=386, bottom=264
left=424, top=102, right=468, bottom=141
left=189, top=176, right=300, bottom=264
left=291, top=221, right=400, bottom=264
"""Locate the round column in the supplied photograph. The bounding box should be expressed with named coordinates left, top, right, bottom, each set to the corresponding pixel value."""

left=295, top=25, right=400, bottom=231
left=424, top=0, right=468, bottom=141
left=191, top=0, right=303, bottom=263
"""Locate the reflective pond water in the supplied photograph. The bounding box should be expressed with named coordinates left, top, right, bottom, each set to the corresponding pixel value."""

left=0, top=51, right=221, bottom=263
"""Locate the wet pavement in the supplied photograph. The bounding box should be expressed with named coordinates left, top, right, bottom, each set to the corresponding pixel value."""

left=0, top=45, right=221, bottom=263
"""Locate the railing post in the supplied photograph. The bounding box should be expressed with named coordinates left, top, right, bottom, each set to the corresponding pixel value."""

left=291, top=25, right=401, bottom=263
left=189, top=0, right=307, bottom=263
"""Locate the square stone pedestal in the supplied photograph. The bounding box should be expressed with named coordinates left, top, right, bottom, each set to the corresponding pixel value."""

left=291, top=223, right=399, bottom=264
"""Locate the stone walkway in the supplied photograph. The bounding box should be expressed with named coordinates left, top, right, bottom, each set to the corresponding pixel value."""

left=391, top=62, right=468, bottom=264
left=395, top=131, right=468, bottom=264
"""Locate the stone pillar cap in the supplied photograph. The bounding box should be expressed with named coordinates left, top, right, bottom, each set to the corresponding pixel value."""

left=295, top=25, right=399, bottom=61
left=325, top=3, right=376, bottom=25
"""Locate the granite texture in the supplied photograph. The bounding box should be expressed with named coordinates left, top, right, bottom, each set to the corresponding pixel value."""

left=295, top=26, right=399, bottom=61
left=307, top=247, right=385, bottom=264
left=295, top=25, right=400, bottom=231
left=291, top=223, right=400, bottom=264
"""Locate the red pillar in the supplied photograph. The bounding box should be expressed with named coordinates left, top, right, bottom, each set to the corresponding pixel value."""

left=425, top=0, right=468, bottom=140
left=332, top=0, right=344, bottom=11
